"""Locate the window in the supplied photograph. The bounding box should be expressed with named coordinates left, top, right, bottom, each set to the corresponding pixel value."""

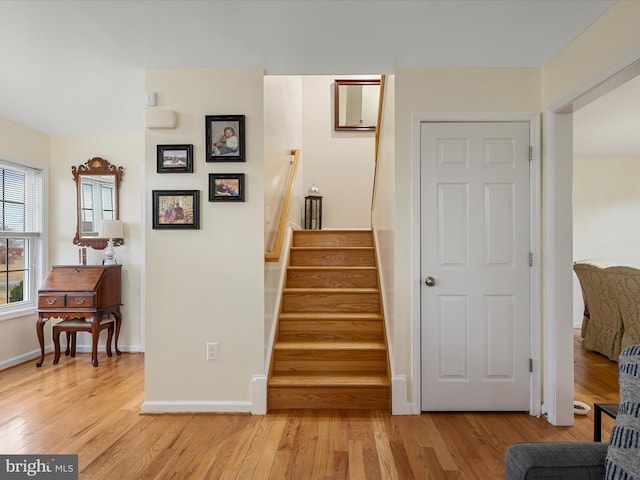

left=0, top=159, right=43, bottom=319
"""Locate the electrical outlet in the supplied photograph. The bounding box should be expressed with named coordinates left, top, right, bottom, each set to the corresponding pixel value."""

left=206, top=342, right=218, bottom=360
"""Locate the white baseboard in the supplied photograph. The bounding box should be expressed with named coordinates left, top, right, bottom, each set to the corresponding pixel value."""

left=0, top=344, right=143, bottom=371
left=140, top=400, right=252, bottom=414
left=0, top=347, right=51, bottom=371
left=72, top=343, right=142, bottom=353
left=391, top=375, right=414, bottom=415
left=251, top=374, right=267, bottom=415
left=141, top=373, right=266, bottom=415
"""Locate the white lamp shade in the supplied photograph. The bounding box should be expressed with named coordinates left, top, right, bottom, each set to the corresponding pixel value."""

left=99, top=219, right=124, bottom=239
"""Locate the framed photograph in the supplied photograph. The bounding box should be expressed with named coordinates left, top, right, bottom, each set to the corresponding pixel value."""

left=209, top=173, right=245, bottom=202
left=205, top=115, right=245, bottom=162
left=152, top=190, right=200, bottom=229
left=157, top=144, right=194, bottom=173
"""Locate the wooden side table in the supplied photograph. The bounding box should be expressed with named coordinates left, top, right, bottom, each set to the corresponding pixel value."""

left=593, top=403, right=619, bottom=441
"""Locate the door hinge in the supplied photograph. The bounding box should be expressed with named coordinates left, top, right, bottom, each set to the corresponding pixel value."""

left=529, top=358, right=533, bottom=373
left=529, top=252, right=533, bottom=267
left=529, top=146, right=533, bottom=161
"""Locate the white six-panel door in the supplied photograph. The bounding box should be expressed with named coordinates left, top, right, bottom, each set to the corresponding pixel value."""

left=420, top=122, right=531, bottom=411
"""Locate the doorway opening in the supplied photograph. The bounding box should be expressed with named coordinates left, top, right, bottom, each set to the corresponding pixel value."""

left=547, top=55, right=640, bottom=425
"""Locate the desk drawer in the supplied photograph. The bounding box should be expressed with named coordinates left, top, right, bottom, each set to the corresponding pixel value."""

left=38, top=294, right=66, bottom=308
left=67, top=294, right=96, bottom=308
left=38, top=293, right=96, bottom=309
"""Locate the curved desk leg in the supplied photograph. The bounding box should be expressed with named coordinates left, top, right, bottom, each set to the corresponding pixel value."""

left=90, top=317, right=99, bottom=367
left=65, top=332, right=72, bottom=356
left=114, top=308, right=122, bottom=355
left=35, top=315, right=47, bottom=367
left=106, top=322, right=114, bottom=357
left=53, top=325, right=62, bottom=365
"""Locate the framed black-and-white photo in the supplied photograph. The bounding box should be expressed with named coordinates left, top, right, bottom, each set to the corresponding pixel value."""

left=152, top=190, right=200, bottom=229
left=205, top=115, right=245, bottom=162
left=157, top=144, right=194, bottom=173
left=209, top=173, right=245, bottom=202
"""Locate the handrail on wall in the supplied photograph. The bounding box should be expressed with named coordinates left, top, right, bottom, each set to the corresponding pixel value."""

left=265, top=149, right=300, bottom=263
left=371, top=75, right=386, bottom=220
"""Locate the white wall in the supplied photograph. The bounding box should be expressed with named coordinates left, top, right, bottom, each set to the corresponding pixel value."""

left=0, top=116, right=50, bottom=369
left=49, top=135, right=144, bottom=352
left=301, top=76, right=376, bottom=229
left=143, top=69, right=265, bottom=412
left=263, top=75, right=303, bottom=359
left=541, top=2, right=640, bottom=110
left=371, top=81, right=396, bottom=344
left=263, top=76, right=303, bottom=251
left=540, top=0, right=640, bottom=425
left=392, top=67, right=541, bottom=410
left=572, top=156, right=640, bottom=325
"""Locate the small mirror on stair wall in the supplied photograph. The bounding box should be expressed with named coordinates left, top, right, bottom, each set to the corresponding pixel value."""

left=334, top=79, right=380, bottom=131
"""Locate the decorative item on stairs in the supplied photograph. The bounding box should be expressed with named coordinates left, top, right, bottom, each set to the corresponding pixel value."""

left=99, top=220, right=124, bottom=265
left=304, top=184, right=322, bottom=230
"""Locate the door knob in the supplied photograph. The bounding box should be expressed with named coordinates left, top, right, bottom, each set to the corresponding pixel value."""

left=425, top=276, right=436, bottom=287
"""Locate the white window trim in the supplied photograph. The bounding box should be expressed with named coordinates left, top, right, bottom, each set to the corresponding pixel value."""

left=0, top=154, right=48, bottom=322
left=0, top=232, right=40, bottom=320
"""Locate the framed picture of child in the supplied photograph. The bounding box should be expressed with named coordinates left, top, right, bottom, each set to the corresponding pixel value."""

left=205, top=115, right=245, bottom=162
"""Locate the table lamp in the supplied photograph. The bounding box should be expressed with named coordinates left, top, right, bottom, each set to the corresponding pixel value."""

left=99, top=219, right=124, bottom=265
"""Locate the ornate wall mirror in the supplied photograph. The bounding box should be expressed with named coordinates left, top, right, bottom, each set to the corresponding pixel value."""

left=72, top=157, right=124, bottom=249
left=334, top=79, right=381, bottom=131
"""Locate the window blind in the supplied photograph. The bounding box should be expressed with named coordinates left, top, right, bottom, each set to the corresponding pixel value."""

left=0, top=160, right=43, bottom=234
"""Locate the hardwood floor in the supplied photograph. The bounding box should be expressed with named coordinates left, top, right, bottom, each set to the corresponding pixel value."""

left=0, top=330, right=619, bottom=479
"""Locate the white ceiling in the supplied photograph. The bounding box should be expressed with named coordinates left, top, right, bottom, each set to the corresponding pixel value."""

left=1, top=0, right=637, bottom=157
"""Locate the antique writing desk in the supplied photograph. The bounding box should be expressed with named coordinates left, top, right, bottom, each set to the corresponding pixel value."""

left=36, top=264, right=122, bottom=367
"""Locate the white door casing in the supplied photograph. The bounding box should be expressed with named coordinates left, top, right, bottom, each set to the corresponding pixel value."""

left=420, top=121, right=531, bottom=411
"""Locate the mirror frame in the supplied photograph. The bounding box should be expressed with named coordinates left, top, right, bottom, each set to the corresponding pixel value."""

left=334, top=79, right=381, bottom=131
left=72, top=157, right=124, bottom=249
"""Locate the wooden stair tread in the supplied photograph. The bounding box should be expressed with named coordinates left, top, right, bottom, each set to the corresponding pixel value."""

left=283, top=287, right=379, bottom=293
left=274, top=341, right=386, bottom=350
left=293, top=229, right=372, bottom=234
left=287, top=266, right=376, bottom=270
left=269, top=374, right=389, bottom=387
left=290, top=246, right=374, bottom=251
left=292, top=230, right=374, bottom=248
left=278, top=312, right=383, bottom=320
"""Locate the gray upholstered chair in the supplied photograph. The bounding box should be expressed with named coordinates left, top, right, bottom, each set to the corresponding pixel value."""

left=505, top=344, right=640, bottom=479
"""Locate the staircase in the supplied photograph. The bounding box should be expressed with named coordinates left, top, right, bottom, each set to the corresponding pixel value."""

left=268, top=229, right=390, bottom=410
